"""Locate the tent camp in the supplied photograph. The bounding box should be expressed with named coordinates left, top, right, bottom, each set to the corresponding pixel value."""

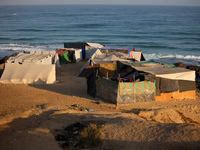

left=56, top=48, right=82, bottom=63
left=0, top=50, right=59, bottom=84
left=64, top=42, right=104, bottom=59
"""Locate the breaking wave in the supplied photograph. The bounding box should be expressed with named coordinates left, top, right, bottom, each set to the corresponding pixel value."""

left=0, top=43, right=59, bottom=58
left=144, top=53, right=200, bottom=66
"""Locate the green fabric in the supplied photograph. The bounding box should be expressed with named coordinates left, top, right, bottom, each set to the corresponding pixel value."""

left=127, top=60, right=156, bottom=66
left=165, top=64, right=176, bottom=68
left=61, top=52, right=69, bottom=63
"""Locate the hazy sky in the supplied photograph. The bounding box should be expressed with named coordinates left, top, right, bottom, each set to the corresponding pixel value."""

left=0, top=0, right=200, bottom=6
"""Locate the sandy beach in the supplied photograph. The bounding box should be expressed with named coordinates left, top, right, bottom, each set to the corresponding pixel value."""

left=0, top=60, right=200, bottom=150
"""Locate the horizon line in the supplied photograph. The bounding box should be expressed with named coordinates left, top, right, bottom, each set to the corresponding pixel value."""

left=0, top=4, right=200, bottom=7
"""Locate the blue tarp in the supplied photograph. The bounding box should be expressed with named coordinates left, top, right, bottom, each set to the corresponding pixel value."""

left=99, top=46, right=135, bottom=51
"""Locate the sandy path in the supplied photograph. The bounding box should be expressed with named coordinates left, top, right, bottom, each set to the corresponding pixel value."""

left=0, top=61, right=200, bottom=150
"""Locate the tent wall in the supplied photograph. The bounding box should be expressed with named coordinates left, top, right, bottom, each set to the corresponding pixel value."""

left=96, top=77, right=156, bottom=104
left=64, top=43, right=86, bottom=59
left=74, top=49, right=82, bottom=63
left=156, top=90, right=196, bottom=101
left=118, top=81, right=156, bottom=104
left=64, top=43, right=103, bottom=59
left=56, top=49, right=82, bottom=63
left=85, top=43, right=104, bottom=59
left=156, top=77, right=196, bottom=101
left=61, top=52, right=69, bottom=63
left=96, top=77, right=118, bottom=104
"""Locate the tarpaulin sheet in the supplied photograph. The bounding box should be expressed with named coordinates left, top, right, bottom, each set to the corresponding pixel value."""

left=0, top=63, right=56, bottom=84
left=78, top=49, right=102, bottom=77
left=61, top=52, right=69, bottom=63
left=86, top=43, right=104, bottom=59
left=132, top=51, right=142, bottom=61
left=96, top=77, right=156, bottom=104
left=92, top=54, right=130, bottom=64
left=87, top=72, right=97, bottom=97
left=96, top=77, right=118, bottom=104
left=99, top=46, right=135, bottom=51
left=118, top=81, right=156, bottom=103
left=122, top=62, right=195, bottom=81
left=8, top=51, right=60, bottom=67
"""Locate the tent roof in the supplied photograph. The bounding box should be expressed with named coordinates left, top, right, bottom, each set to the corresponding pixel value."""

left=93, top=54, right=129, bottom=63
left=86, top=43, right=104, bottom=48
left=99, top=46, right=135, bottom=51
left=122, top=61, right=195, bottom=81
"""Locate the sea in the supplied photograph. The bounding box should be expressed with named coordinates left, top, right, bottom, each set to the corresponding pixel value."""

left=0, top=5, right=200, bottom=66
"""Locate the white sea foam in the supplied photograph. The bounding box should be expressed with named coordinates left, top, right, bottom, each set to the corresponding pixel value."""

left=0, top=43, right=58, bottom=52
left=144, top=53, right=200, bottom=66
left=0, top=43, right=60, bottom=58
left=144, top=53, right=200, bottom=60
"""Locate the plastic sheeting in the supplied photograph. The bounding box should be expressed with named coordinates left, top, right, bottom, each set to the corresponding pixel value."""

left=86, top=43, right=104, bottom=59
left=118, top=81, right=156, bottom=104
left=92, top=54, right=130, bottom=64
left=0, top=63, right=56, bottom=84
left=7, top=51, right=61, bottom=68
left=64, top=42, right=103, bottom=59
left=0, top=51, right=58, bottom=84
left=96, top=77, right=118, bottom=104
left=56, top=48, right=82, bottom=63
left=132, top=51, right=142, bottom=61
left=96, top=77, right=156, bottom=104
left=122, top=62, right=195, bottom=81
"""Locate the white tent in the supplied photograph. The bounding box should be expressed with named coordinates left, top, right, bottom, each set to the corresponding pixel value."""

left=85, top=43, right=104, bottom=59
left=0, top=51, right=58, bottom=84
left=0, top=63, right=56, bottom=84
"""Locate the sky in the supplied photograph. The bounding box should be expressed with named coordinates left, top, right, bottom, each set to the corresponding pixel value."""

left=0, top=0, right=200, bottom=6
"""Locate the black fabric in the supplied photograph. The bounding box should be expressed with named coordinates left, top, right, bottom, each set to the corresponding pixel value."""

left=179, top=80, right=196, bottom=92
left=86, top=72, right=96, bottom=97
left=78, top=64, right=100, bottom=77
left=64, top=43, right=86, bottom=48
left=160, top=78, right=179, bottom=93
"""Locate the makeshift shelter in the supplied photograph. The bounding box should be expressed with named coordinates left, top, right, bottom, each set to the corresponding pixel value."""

left=121, top=61, right=196, bottom=101
left=56, top=48, right=82, bottom=63
left=98, top=46, right=145, bottom=61
left=96, top=77, right=156, bottom=104
left=64, top=42, right=103, bottom=59
left=0, top=50, right=59, bottom=84
left=85, top=59, right=196, bottom=104
left=78, top=49, right=131, bottom=77
left=85, top=62, right=156, bottom=104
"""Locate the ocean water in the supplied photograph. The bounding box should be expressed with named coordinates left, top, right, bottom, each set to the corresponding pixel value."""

left=0, top=5, right=200, bottom=66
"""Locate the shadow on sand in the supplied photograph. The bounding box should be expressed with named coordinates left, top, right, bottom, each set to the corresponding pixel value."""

left=0, top=108, right=200, bottom=150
